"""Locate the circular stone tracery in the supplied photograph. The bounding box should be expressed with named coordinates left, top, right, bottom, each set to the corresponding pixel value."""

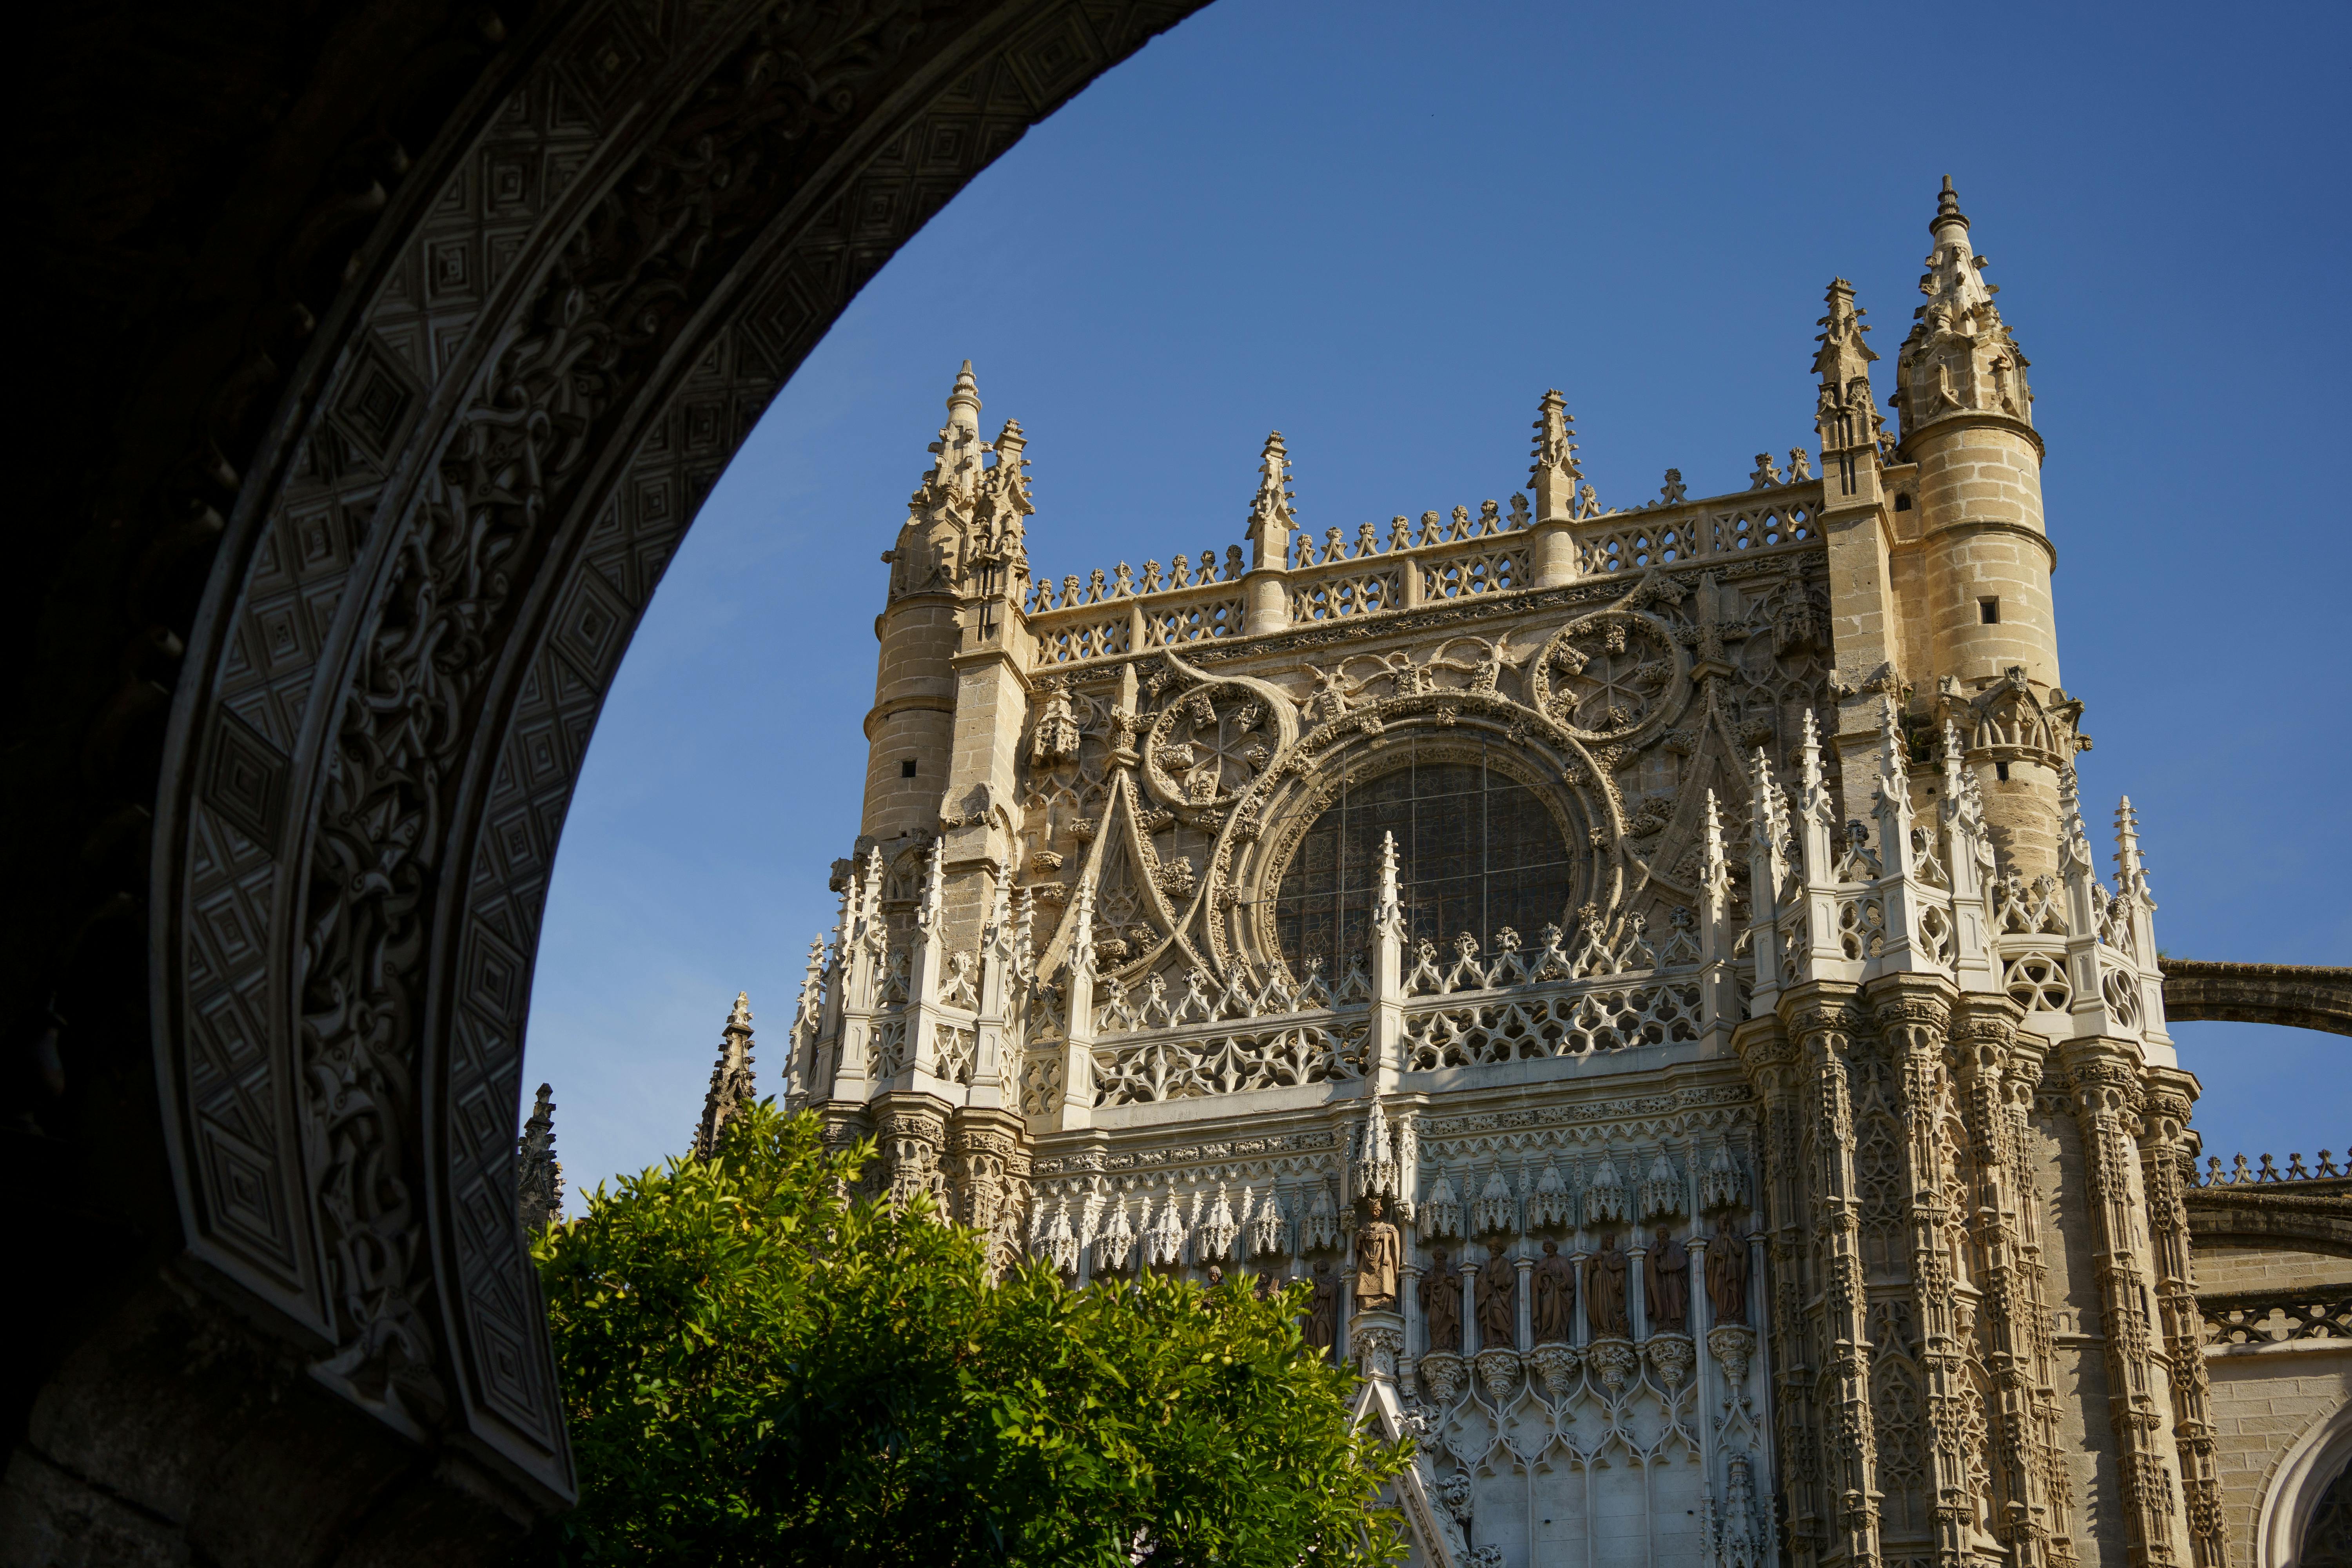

left=1528, top=608, right=1690, bottom=742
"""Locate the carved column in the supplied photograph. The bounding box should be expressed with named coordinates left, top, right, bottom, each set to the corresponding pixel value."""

left=948, top=1108, right=1032, bottom=1279
left=1950, top=1002, right=2054, bottom=1568
left=828, top=846, right=888, bottom=1111
left=1055, top=876, right=1098, bottom=1130
left=2004, top=1036, right=2080, bottom=1568
left=874, top=1095, right=950, bottom=1211
left=1797, top=995, right=1882, bottom=1568
left=2062, top=1045, right=2183, bottom=1568
left=1743, top=1018, right=1826, bottom=1568
left=1369, top=831, right=1406, bottom=1093
left=1880, top=989, right=1972, bottom=1568
left=2135, top=1076, right=2225, bottom=1568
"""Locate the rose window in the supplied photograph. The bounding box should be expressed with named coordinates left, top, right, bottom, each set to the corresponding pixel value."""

left=1274, top=758, right=1574, bottom=978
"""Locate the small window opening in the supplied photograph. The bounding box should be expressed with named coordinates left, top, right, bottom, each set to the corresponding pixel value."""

left=1894, top=492, right=1913, bottom=512
left=1995, top=761, right=2011, bottom=782
left=1980, top=598, right=2000, bottom=624
left=900, top=758, right=918, bottom=778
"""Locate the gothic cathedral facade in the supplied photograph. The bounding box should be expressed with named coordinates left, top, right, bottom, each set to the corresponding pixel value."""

left=751, top=182, right=2332, bottom=1568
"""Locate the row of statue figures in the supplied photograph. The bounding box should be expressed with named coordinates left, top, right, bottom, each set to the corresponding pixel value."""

left=1292, top=1203, right=1752, bottom=1361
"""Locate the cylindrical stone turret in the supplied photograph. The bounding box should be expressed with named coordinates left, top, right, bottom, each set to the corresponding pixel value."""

left=864, top=365, right=985, bottom=839
left=1894, top=180, right=2067, bottom=874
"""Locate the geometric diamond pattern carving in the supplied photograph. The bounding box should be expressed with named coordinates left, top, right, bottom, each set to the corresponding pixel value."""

left=157, top=0, right=1206, bottom=1509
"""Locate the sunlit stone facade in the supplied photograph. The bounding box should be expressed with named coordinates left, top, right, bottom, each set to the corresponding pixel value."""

left=735, top=183, right=2348, bottom=1568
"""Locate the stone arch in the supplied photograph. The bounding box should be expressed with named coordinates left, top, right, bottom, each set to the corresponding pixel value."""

left=2161, top=960, right=2352, bottom=1036
left=13, top=2, right=1207, bottom=1557
left=2257, top=1397, right=2352, bottom=1568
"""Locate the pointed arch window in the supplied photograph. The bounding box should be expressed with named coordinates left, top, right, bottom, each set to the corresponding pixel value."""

left=1274, top=755, right=1573, bottom=977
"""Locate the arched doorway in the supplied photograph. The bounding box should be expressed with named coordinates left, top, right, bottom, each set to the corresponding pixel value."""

left=10, top=2, right=1208, bottom=1557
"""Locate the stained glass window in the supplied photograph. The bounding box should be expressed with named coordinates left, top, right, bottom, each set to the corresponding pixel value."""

left=1274, top=754, right=1573, bottom=977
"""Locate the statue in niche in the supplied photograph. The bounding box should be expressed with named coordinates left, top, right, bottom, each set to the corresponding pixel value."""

left=1306, top=1261, right=1339, bottom=1356
left=1588, top=1232, right=1631, bottom=1339
left=1475, top=1240, right=1517, bottom=1350
left=1421, top=1249, right=1462, bottom=1354
left=1532, top=1240, right=1576, bottom=1344
left=1253, top=1271, right=1276, bottom=1304
left=1354, top=1197, right=1401, bottom=1312
left=1707, top=1216, right=1750, bottom=1326
left=1647, top=1227, right=1690, bottom=1334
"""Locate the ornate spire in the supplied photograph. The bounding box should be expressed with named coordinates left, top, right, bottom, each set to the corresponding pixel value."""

left=860, top=845, right=888, bottom=950
left=1373, top=830, right=1404, bottom=940
left=967, top=416, right=1035, bottom=592
left=1068, top=866, right=1098, bottom=975
left=1895, top=178, right=2030, bottom=438
left=1875, top=694, right=1909, bottom=793
left=891, top=363, right=992, bottom=597
left=1528, top=388, right=1583, bottom=523
left=915, top=840, right=946, bottom=934
left=1933, top=174, right=1969, bottom=234
left=2114, top=796, right=2154, bottom=908
left=1799, top=710, right=1833, bottom=826
left=516, top=1082, right=563, bottom=1230
left=1245, top=431, right=1297, bottom=568
left=694, top=992, right=758, bottom=1160
left=1748, top=750, right=1788, bottom=854
left=1703, top=789, right=1729, bottom=900
left=2057, top=763, right=2096, bottom=879
left=1013, top=885, right=1036, bottom=980
left=1813, top=278, right=1885, bottom=478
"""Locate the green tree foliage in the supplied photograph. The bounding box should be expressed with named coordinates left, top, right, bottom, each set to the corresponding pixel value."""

left=534, top=1100, right=1408, bottom=1565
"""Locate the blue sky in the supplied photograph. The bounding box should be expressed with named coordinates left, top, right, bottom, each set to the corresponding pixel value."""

left=523, top=1, right=2350, bottom=1208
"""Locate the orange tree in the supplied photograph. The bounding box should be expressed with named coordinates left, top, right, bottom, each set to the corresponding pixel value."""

left=533, top=1100, right=1408, bottom=1565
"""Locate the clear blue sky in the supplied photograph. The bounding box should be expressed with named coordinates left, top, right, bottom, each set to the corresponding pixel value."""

left=524, top=1, right=2350, bottom=1208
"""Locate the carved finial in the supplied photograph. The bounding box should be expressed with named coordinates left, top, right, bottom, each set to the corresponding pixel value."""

left=949, top=358, right=981, bottom=413
left=1013, top=885, right=1036, bottom=979
left=978, top=417, right=1036, bottom=543
left=861, top=845, right=888, bottom=944
left=2058, top=763, right=2095, bottom=877
left=1069, top=868, right=1098, bottom=974
left=1814, top=278, right=1878, bottom=381
left=1748, top=749, right=1782, bottom=841
left=1529, top=388, right=1582, bottom=523
left=2114, top=796, right=2154, bottom=907
left=1374, top=830, right=1403, bottom=940
left=916, top=840, right=946, bottom=933
left=517, top=1082, right=563, bottom=1230
left=985, top=872, right=1014, bottom=956
left=1933, top=174, right=1969, bottom=234
left=1246, top=431, right=1298, bottom=569
left=694, top=993, right=758, bottom=1160
left=1877, top=695, right=1909, bottom=790
left=1704, top=789, right=1727, bottom=885
left=1800, top=710, right=1829, bottom=813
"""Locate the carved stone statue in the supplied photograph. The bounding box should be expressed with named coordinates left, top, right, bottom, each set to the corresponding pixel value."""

left=1588, top=1232, right=1630, bottom=1338
left=1421, top=1249, right=1462, bottom=1354
left=1355, top=1196, right=1401, bottom=1311
left=1532, top=1239, right=1576, bottom=1343
left=1475, top=1240, right=1517, bottom=1349
left=1306, top=1261, right=1339, bottom=1356
left=1707, top=1216, right=1750, bottom=1326
left=1647, top=1226, right=1690, bottom=1333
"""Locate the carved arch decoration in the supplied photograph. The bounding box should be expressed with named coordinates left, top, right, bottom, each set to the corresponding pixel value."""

left=62, top=0, right=1217, bottom=1524
left=2254, top=1399, right=2352, bottom=1568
